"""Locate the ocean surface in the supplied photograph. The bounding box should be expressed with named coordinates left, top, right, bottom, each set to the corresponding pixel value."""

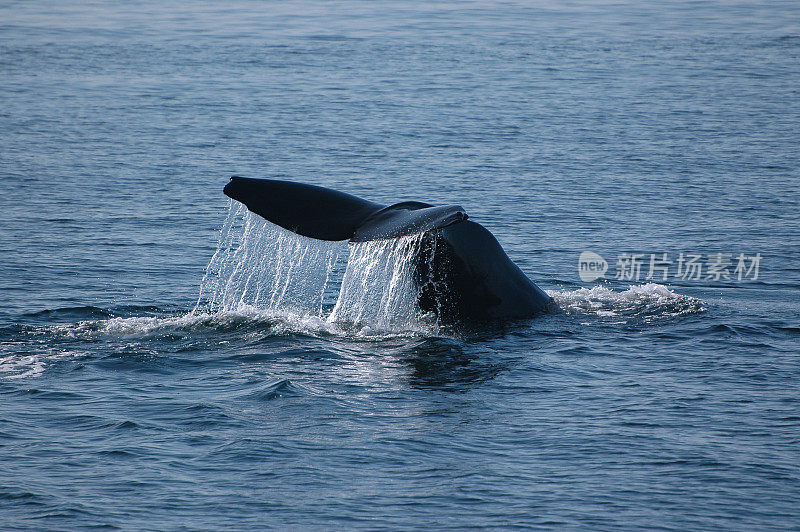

left=2, top=1, right=799, bottom=529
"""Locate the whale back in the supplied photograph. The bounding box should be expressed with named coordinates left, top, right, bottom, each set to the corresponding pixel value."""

left=415, top=221, right=552, bottom=322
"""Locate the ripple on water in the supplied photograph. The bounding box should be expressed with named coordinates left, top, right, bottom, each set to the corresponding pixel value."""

left=241, top=379, right=309, bottom=401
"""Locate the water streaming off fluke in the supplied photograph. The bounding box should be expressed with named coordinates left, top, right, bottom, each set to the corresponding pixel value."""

left=329, top=233, right=426, bottom=329
left=194, top=202, right=431, bottom=331
left=195, top=203, right=347, bottom=316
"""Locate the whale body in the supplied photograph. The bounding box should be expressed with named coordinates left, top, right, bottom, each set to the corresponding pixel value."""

left=223, top=176, right=552, bottom=323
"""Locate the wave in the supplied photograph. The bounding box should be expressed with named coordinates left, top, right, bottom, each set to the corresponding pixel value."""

left=7, top=304, right=430, bottom=347
left=22, top=306, right=115, bottom=321
left=0, top=307, right=429, bottom=380
left=26, top=284, right=703, bottom=342
left=0, top=283, right=706, bottom=380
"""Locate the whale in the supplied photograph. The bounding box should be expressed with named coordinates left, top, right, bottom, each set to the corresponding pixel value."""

left=223, top=176, right=553, bottom=323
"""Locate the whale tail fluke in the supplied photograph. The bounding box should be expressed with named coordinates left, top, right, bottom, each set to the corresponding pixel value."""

left=223, top=176, right=383, bottom=241
left=224, top=176, right=467, bottom=242
left=221, top=176, right=552, bottom=322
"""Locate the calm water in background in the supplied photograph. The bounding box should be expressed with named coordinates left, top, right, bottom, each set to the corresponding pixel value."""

left=2, top=1, right=800, bottom=529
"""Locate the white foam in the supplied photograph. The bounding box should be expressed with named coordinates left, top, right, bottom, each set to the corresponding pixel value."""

left=0, top=354, right=46, bottom=379
left=0, top=349, right=85, bottom=380
left=547, top=283, right=706, bottom=321
left=36, top=305, right=424, bottom=344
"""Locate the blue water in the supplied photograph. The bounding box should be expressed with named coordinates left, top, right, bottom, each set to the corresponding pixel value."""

left=2, top=1, right=800, bottom=529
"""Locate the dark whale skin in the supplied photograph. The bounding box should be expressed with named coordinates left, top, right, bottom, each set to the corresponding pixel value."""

left=415, top=221, right=553, bottom=324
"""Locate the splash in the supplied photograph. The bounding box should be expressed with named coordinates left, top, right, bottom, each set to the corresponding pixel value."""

left=547, top=283, right=706, bottom=323
left=330, top=233, right=428, bottom=330
left=194, top=203, right=347, bottom=317
left=193, top=202, right=432, bottom=334
left=1, top=212, right=711, bottom=380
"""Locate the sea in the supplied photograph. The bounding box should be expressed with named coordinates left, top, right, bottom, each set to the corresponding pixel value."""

left=1, top=1, right=799, bottom=529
